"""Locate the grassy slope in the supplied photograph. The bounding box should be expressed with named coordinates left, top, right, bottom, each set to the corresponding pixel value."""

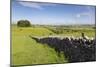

left=12, top=26, right=66, bottom=66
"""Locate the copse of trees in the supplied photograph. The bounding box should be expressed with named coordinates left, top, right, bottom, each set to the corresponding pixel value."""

left=17, top=20, right=31, bottom=27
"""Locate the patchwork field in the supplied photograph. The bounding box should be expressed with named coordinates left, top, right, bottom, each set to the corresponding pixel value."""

left=11, top=24, right=95, bottom=66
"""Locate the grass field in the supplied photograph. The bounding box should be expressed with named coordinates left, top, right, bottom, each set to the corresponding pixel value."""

left=11, top=24, right=95, bottom=66
left=12, top=25, right=67, bottom=66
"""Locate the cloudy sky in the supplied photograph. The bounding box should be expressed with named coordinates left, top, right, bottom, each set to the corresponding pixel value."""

left=12, top=0, right=96, bottom=25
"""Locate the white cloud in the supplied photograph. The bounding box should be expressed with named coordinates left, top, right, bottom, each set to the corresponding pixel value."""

left=76, top=12, right=90, bottom=18
left=18, top=1, right=43, bottom=9
left=76, top=6, right=95, bottom=18
left=17, top=1, right=57, bottom=10
left=76, top=14, right=81, bottom=18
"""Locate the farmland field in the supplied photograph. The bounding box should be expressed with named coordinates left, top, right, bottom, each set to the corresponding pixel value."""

left=11, top=24, right=95, bottom=66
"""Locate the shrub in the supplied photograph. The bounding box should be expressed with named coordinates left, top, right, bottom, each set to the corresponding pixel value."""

left=17, top=20, right=31, bottom=27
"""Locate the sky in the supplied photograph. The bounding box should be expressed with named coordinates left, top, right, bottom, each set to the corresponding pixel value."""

left=12, top=0, right=96, bottom=25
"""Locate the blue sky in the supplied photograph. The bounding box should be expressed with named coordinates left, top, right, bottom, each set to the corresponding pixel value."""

left=12, top=0, right=96, bottom=25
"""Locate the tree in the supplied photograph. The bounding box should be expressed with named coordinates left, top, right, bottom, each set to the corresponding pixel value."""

left=17, top=20, right=31, bottom=27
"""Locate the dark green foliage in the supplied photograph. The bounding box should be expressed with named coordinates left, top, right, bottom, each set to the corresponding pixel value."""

left=17, top=20, right=31, bottom=27
left=92, top=27, right=96, bottom=29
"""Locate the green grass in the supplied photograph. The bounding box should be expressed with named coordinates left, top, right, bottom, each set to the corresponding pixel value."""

left=12, top=26, right=54, bottom=36
left=44, top=26, right=95, bottom=37
left=12, top=24, right=95, bottom=66
left=12, top=25, right=67, bottom=66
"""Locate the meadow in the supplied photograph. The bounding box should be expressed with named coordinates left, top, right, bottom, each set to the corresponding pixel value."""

left=11, top=24, right=95, bottom=66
